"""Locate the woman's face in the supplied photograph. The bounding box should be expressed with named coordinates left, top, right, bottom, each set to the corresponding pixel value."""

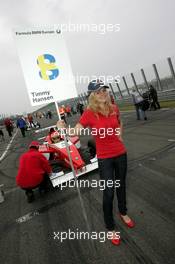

left=94, top=87, right=109, bottom=103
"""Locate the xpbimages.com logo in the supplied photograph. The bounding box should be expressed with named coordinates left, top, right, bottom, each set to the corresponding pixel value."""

left=53, top=229, right=120, bottom=243
left=37, top=54, right=59, bottom=80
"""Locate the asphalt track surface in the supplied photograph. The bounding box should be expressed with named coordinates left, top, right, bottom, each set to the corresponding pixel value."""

left=0, top=108, right=175, bottom=264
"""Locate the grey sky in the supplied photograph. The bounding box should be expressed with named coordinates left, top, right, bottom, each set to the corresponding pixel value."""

left=0, top=0, right=175, bottom=115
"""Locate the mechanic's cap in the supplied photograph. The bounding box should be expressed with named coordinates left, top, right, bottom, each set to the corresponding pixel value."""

left=87, top=79, right=109, bottom=94
left=29, top=141, right=40, bottom=148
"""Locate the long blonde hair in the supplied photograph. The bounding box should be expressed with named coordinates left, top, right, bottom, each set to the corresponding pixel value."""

left=87, top=92, right=115, bottom=116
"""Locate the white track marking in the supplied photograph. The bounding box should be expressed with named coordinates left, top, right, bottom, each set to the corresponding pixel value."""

left=0, top=129, right=18, bottom=162
left=5, top=187, right=18, bottom=194
left=16, top=211, right=40, bottom=224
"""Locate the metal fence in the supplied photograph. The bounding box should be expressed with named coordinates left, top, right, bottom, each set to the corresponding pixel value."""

left=77, top=56, right=175, bottom=105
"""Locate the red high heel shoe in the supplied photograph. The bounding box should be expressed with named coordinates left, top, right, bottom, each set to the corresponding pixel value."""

left=119, top=214, right=135, bottom=228
left=108, top=231, right=121, bottom=246
left=111, top=237, right=121, bottom=246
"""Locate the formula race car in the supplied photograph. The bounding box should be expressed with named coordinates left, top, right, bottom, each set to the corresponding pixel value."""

left=36, top=126, right=97, bottom=187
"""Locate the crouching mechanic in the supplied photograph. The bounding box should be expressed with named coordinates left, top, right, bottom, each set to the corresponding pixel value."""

left=16, top=141, right=52, bottom=203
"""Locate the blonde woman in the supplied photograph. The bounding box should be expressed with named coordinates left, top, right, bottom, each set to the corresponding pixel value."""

left=57, top=80, right=134, bottom=246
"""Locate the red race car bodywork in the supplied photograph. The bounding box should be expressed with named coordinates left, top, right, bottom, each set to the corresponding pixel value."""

left=36, top=127, right=98, bottom=187
left=39, top=139, right=85, bottom=172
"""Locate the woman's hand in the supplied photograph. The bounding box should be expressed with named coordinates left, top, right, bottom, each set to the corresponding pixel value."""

left=56, top=120, right=66, bottom=129
left=56, top=122, right=84, bottom=137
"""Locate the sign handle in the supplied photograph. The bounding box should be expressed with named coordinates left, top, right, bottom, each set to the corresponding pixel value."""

left=54, top=101, right=95, bottom=252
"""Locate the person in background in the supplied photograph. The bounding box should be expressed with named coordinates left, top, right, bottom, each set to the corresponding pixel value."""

left=65, top=105, right=72, bottom=117
left=16, top=141, right=52, bottom=203
left=57, top=80, right=135, bottom=246
left=4, top=117, right=13, bottom=137
left=131, top=89, right=147, bottom=120
left=71, top=105, right=77, bottom=115
left=77, top=102, right=84, bottom=115
left=0, top=129, right=5, bottom=141
left=37, top=111, right=43, bottom=118
left=16, top=116, right=26, bottom=137
left=28, top=114, right=35, bottom=127
left=46, top=110, right=52, bottom=119
left=59, top=105, right=67, bottom=123
left=149, top=84, right=160, bottom=110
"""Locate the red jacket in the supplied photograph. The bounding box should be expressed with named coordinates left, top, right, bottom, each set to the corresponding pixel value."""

left=4, top=118, right=12, bottom=127
left=16, top=149, right=52, bottom=188
left=79, top=105, right=126, bottom=159
left=28, top=115, right=33, bottom=122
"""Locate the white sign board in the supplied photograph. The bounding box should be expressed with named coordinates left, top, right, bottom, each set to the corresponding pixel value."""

left=14, top=26, right=77, bottom=106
